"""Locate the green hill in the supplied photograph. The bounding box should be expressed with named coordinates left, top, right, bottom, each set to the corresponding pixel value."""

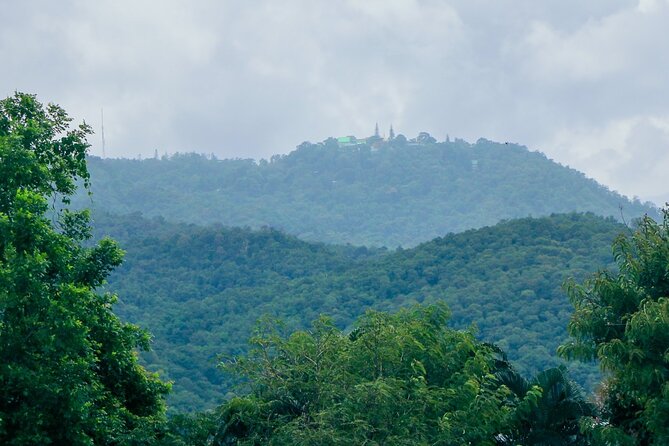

left=77, top=138, right=656, bottom=247
left=95, top=212, right=624, bottom=412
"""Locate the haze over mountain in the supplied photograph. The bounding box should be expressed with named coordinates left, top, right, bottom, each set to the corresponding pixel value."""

left=5, top=1, right=669, bottom=207
left=94, top=211, right=623, bottom=412
left=77, top=137, right=656, bottom=247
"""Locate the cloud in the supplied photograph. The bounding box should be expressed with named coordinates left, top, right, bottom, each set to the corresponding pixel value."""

left=1, top=0, right=668, bottom=204
left=513, top=0, right=669, bottom=88
left=500, top=0, right=669, bottom=204
left=544, top=115, right=669, bottom=205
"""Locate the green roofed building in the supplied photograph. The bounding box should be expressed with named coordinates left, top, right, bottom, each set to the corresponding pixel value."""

left=336, top=135, right=367, bottom=146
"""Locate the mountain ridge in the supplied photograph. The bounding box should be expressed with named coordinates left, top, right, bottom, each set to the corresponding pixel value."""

left=77, top=137, right=657, bottom=247
left=95, top=211, right=624, bottom=412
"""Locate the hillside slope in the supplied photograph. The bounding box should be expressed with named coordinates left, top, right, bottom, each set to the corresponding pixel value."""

left=78, top=138, right=656, bottom=247
left=95, top=212, right=624, bottom=412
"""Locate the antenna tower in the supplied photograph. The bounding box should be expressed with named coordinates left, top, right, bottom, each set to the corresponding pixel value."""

left=101, top=108, right=106, bottom=158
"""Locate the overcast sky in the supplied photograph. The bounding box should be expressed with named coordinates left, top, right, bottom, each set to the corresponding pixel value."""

left=2, top=0, right=668, bottom=205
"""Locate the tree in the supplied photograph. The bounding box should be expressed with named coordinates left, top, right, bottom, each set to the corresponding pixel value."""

left=559, top=209, right=669, bottom=445
left=495, top=362, right=592, bottom=445
left=214, top=305, right=526, bottom=445
left=416, top=132, right=436, bottom=144
left=0, top=92, right=169, bottom=445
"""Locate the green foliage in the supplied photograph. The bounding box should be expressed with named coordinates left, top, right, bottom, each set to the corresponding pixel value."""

left=75, top=139, right=657, bottom=247
left=496, top=364, right=593, bottom=445
left=0, top=92, right=90, bottom=211
left=213, top=305, right=517, bottom=445
left=95, top=212, right=623, bottom=412
left=155, top=412, right=219, bottom=446
left=559, top=209, right=669, bottom=445
left=0, top=93, right=169, bottom=445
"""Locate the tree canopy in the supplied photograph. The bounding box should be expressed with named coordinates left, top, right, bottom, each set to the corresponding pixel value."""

left=4, top=91, right=665, bottom=445
left=203, top=305, right=591, bottom=445
left=75, top=139, right=657, bottom=247
left=0, top=93, right=168, bottom=445
left=560, top=209, right=669, bottom=445
left=215, top=305, right=515, bottom=445
left=95, top=211, right=621, bottom=411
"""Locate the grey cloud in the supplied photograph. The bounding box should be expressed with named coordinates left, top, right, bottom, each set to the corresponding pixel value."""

left=1, top=0, right=668, bottom=204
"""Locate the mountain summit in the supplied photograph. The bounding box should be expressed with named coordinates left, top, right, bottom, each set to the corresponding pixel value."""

left=78, top=137, right=656, bottom=247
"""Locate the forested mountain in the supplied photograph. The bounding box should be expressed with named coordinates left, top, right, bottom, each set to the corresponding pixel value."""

left=76, top=137, right=657, bottom=247
left=7, top=92, right=668, bottom=445
left=94, top=212, right=624, bottom=412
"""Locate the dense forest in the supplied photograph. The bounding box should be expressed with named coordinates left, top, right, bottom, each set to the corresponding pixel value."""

left=3, top=93, right=669, bottom=445
left=94, top=211, right=623, bottom=412
left=75, top=137, right=657, bottom=247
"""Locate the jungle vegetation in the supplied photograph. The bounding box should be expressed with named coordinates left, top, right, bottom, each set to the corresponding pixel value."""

left=94, top=211, right=621, bottom=412
left=74, top=138, right=657, bottom=247
left=3, top=92, right=668, bottom=445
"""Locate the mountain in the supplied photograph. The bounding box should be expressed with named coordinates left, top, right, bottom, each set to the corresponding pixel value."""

left=94, top=212, right=624, bottom=412
left=77, top=137, right=657, bottom=247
